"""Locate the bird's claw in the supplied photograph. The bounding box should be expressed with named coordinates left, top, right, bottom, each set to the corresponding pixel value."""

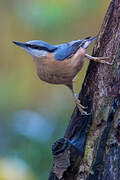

left=76, top=99, right=88, bottom=109
left=75, top=100, right=90, bottom=115
left=106, top=61, right=113, bottom=65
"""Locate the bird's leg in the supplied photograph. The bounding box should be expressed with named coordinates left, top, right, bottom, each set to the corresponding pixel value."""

left=85, top=54, right=113, bottom=65
left=71, top=89, right=88, bottom=115
left=66, top=83, right=89, bottom=115
left=73, top=92, right=85, bottom=109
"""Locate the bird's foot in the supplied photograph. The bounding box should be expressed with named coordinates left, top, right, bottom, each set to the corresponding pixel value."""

left=85, top=54, right=113, bottom=65
left=75, top=99, right=87, bottom=109
left=75, top=99, right=90, bottom=115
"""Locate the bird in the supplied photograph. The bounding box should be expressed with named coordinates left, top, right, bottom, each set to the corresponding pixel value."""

left=13, top=36, right=112, bottom=115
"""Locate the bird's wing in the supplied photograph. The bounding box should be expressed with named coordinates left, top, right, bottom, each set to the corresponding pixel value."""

left=54, top=40, right=83, bottom=61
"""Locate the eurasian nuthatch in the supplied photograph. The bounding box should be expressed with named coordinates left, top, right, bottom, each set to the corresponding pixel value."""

left=13, top=36, right=111, bottom=115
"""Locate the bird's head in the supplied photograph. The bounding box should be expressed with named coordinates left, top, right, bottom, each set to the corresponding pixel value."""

left=80, top=36, right=97, bottom=49
left=13, top=40, right=57, bottom=58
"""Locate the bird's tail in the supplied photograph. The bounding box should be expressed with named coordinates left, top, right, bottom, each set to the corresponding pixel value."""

left=12, top=41, right=26, bottom=48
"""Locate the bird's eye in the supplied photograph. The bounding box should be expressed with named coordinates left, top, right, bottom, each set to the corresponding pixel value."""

left=32, top=45, right=41, bottom=50
left=81, top=41, right=86, bottom=47
left=25, top=44, right=32, bottom=48
left=85, top=36, right=91, bottom=40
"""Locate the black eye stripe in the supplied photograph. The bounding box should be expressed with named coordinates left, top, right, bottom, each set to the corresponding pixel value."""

left=25, top=44, right=57, bottom=52
left=85, top=36, right=91, bottom=39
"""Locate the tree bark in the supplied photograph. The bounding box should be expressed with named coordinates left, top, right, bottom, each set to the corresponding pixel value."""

left=48, top=0, right=120, bottom=179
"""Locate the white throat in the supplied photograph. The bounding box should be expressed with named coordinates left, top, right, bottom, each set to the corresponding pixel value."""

left=25, top=48, right=49, bottom=57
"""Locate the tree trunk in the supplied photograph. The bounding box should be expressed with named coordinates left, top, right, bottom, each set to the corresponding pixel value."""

left=48, top=0, right=120, bottom=179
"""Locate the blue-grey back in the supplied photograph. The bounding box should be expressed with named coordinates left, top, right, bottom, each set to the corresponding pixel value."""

left=54, top=40, right=83, bottom=60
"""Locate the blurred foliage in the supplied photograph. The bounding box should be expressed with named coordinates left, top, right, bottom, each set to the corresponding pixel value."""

left=0, top=0, right=110, bottom=179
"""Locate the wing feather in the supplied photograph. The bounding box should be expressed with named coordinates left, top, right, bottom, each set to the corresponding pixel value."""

left=55, top=40, right=82, bottom=61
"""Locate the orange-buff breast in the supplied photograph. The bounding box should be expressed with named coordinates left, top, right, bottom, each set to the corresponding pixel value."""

left=33, top=48, right=86, bottom=85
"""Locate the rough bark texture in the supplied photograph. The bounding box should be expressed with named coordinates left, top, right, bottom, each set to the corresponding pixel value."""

left=48, top=0, right=120, bottom=179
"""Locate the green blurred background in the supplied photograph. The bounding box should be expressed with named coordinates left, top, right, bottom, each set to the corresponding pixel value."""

left=0, top=0, right=110, bottom=179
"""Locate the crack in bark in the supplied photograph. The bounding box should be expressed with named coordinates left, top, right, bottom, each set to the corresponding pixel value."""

left=88, top=95, right=120, bottom=180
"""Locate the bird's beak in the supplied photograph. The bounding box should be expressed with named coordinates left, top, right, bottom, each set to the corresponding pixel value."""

left=12, top=41, right=26, bottom=49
